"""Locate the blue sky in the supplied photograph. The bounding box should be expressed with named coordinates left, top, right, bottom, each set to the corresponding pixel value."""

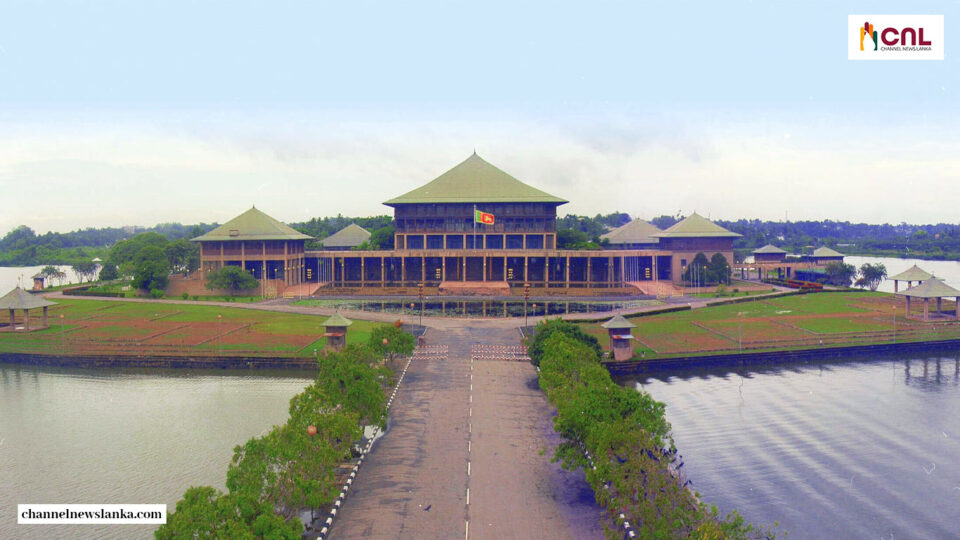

left=0, top=1, right=957, bottom=232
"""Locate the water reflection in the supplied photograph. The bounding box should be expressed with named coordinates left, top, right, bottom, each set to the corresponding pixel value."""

left=295, top=298, right=658, bottom=318
left=628, top=352, right=960, bottom=538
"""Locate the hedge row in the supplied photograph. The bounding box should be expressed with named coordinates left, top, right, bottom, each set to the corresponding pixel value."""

left=530, top=321, right=779, bottom=539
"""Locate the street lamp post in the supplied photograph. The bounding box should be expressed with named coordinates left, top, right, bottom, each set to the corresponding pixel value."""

left=217, top=314, right=222, bottom=356
left=60, top=313, right=65, bottom=354
left=738, top=312, right=743, bottom=353
left=892, top=305, right=896, bottom=343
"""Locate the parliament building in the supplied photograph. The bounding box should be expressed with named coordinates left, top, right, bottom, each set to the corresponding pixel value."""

left=192, top=153, right=741, bottom=296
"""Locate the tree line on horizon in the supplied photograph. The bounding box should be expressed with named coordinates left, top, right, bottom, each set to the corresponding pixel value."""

left=4, top=213, right=960, bottom=266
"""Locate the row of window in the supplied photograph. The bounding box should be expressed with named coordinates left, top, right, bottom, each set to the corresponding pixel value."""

left=396, top=218, right=555, bottom=233
left=395, top=203, right=556, bottom=218
left=399, top=234, right=552, bottom=250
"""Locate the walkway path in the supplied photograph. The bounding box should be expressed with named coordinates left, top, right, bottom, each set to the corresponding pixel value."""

left=327, top=326, right=600, bottom=540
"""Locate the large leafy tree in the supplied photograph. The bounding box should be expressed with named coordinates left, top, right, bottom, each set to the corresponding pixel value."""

left=132, top=245, right=170, bottom=291
left=708, top=252, right=731, bottom=285
left=526, top=318, right=603, bottom=367
left=71, top=260, right=98, bottom=283
left=206, top=266, right=259, bottom=294
left=164, top=238, right=200, bottom=274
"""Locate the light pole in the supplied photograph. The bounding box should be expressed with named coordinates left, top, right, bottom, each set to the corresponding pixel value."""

left=738, top=312, right=743, bottom=353
left=217, top=314, right=222, bottom=356
left=60, top=314, right=65, bottom=354
left=892, top=305, right=896, bottom=343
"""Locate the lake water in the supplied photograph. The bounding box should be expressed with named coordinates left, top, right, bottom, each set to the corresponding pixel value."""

left=0, top=265, right=94, bottom=293
left=844, top=255, right=960, bottom=293
left=0, top=365, right=313, bottom=539
left=629, top=352, right=960, bottom=538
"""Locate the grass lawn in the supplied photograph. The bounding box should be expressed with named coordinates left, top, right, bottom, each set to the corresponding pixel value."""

left=579, top=291, right=960, bottom=359
left=0, top=298, right=386, bottom=359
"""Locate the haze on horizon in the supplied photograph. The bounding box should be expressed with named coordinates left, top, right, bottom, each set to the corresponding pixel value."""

left=1, top=1, right=957, bottom=234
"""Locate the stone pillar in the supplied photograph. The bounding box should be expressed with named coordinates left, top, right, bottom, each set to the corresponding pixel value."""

left=565, top=256, right=570, bottom=288
left=483, top=257, right=487, bottom=282
left=937, top=297, right=943, bottom=315
left=8, top=308, right=14, bottom=329
left=43, top=306, right=48, bottom=327
left=924, top=298, right=929, bottom=321
left=894, top=280, right=899, bottom=293
left=381, top=256, right=385, bottom=286
left=361, top=257, right=365, bottom=287
left=906, top=296, right=912, bottom=317
left=24, top=309, right=30, bottom=331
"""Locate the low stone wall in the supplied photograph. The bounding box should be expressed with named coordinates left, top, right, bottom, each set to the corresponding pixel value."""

left=603, top=338, right=960, bottom=376
left=0, top=352, right=317, bottom=370
left=165, top=275, right=287, bottom=298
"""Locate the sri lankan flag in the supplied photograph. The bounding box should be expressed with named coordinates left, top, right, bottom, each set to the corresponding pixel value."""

left=474, top=209, right=495, bottom=225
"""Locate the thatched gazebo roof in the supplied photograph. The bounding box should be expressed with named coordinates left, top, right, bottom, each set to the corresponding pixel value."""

left=0, top=287, right=57, bottom=310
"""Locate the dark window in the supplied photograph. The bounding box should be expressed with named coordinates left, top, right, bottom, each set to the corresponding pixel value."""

left=485, top=235, right=503, bottom=249
left=446, top=235, right=463, bottom=249
left=506, top=234, right=524, bottom=249
left=525, top=235, right=544, bottom=249
left=407, top=235, right=424, bottom=249
left=427, top=235, right=443, bottom=249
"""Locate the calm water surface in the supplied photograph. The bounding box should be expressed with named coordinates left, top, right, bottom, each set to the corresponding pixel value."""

left=629, top=353, right=960, bottom=539
left=0, top=365, right=313, bottom=539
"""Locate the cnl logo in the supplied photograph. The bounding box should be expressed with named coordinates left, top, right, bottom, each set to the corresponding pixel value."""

left=859, top=20, right=932, bottom=51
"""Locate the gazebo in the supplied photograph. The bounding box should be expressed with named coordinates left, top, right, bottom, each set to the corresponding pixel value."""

left=31, top=272, right=46, bottom=291
left=888, top=264, right=933, bottom=292
left=896, top=278, right=960, bottom=321
left=322, top=312, right=353, bottom=351
left=601, top=314, right=637, bottom=361
left=0, top=287, right=58, bottom=332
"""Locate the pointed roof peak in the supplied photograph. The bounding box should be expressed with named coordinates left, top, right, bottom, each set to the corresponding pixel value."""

left=192, top=207, right=312, bottom=242
left=602, top=314, right=636, bottom=329
left=0, top=287, right=58, bottom=310
left=384, top=154, right=568, bottom=206
left=889, top=264, right=933, bottom=282
left=652, top=213, right=741, bottom=238
left=322, top=312, right=353, bottom=327
left=601, top=219, right=661, bottom=245
left=897, top=277, right=960, bottom=298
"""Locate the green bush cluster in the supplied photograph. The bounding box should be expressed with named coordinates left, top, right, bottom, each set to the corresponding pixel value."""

left=526, top=318, right=602, bottom=367
left=157, top=330, right=414, bottom=539
left=533, top=321, right=777, bottom=539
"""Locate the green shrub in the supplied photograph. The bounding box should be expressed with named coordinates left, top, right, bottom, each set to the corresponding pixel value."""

left=181, top=292, right=189, bottom=300
left=526, top=318, right=602, bottom=367
left=149, top=288, right=164, bottom=299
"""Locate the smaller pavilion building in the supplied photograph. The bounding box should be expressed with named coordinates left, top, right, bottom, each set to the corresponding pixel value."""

left=0, top=287, right=57, bottom=332
left=602, top=314, right=637, bottom=361
left=804, top=246, right=845, bottom=264
left=322, top=224, right=371, bottom=251
left=601, top=219, right=662, bottom=250
left=192, top=206, right=311, bottom=288
left=752, top=244, right=787, bottom=263
left=888, top=265, right=933, bottom=293
left=651, top=213, right=741, bottom=282
left=896, top=278, right=960, bottom=321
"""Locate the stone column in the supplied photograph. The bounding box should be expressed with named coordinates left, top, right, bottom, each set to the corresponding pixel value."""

left=894, top=280, right=899, bottom=293
left=8, top=308, right=14, bottom=329
left=924, top=298, right=929, bottom=321
left=43, top=306, right=48, bottom=327
left=24, top=309, right=30, bottom=331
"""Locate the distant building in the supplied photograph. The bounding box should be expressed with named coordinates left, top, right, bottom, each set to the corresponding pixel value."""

left=322, top=224, right=371, bottom=251
left=651, top=213, right=741, bottom=281
left=191, top=206, right=311, bottom=287
left=752, top=244, right=787, bottom=263
left=804, top=246, right=845, bottom=264
left=601, top=220, right=661, bottom=250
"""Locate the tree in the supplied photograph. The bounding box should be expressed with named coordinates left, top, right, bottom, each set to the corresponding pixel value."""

left=824, top=261, right=857, bottom=287
left=71, top=260, right=98, bottom=283
left=708, top=253, right=731, bottom=285
left=206, top=266, right=259, bottom=294
left=132, top=246, right=170, bottom=291
left=368, top=225, right=395, bottom=250
left=682, top=252, right=711, bottom=285
left=164, top=238, right=200, bottom=274
left=526, top=318, right=603, bottom=367
left=855, top=262, right=887, bottom=291
left=40, top=265, right=65, bottom=287
left=368, top=325, right=415, bottom=363
left=98, top=263, right=119, bottom=281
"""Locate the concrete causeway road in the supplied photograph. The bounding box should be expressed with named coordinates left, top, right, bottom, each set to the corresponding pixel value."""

left=327, top=326, right=601, bottom=540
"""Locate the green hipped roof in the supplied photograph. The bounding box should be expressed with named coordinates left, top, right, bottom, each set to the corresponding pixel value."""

left=602, top=314, right=636, bottom=329
left=652, top=213, right=741, bottom=238
left=889, top=265, right=933, bottom=282
left=0, top=287, right=57, bottom=310
left=600, top=220, right=661, bottom=245
left=811, top=246, right=844, bottom=258
left=192, top=207, right=312, bottom=242
left=896, top=278, right=960, bottom=299
left=323, top=224, right=371, bottom=248
left=753, top=244, right=787, bottom=254
left=384, top=153, right=568, bottom=206
left=322, top=313, right=353, bottom=327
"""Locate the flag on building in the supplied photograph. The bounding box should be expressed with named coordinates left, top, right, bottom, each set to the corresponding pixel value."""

left=474, top=209, right=495, bottom=225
